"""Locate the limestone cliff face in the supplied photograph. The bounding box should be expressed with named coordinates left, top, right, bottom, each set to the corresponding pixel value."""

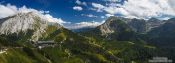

left=0, top=12, right=62, bottom=41
left=97, top=16, right=132, bottom=36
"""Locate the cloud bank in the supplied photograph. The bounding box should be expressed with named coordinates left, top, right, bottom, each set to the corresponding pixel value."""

left=73, top=6, right=83, bottom=11
left=91, top=0, right=175, bottom=20
left=64, top=21, right=105, bottom=29
left=0, top=4, right=17, bottom=18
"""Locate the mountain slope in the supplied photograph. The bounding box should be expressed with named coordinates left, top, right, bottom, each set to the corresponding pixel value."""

left=128, top=18, right=147, bottom=33
left=0, top=14, right=175, bottom=63
left=97, top=17, right=132, bottom=35
left=95, top=17, right=136, bottom=41
left=0, top=12, right=62, bottom=42
left=0, top=13, right=121, bottom=63
left=146, top=18, right=166, bottom=32
left=147, top=18, right=175, bottom=47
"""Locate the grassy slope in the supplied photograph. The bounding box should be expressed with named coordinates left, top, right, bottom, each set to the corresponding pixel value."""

left=0, top=24, right=174, bottom=63
left=0, top=48, right=49, bottom=63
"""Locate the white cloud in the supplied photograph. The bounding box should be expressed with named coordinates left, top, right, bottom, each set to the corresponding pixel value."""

left=91, top=0, right=175, bottom=19
left=103, top=0, right=121, bottom=2
left=168, top=0, right=175, bottom=10
left=0, top=3, right=69, bottom=25
left=73, top=6, right=83, bottom=11
left=81, top=14, right=98, bottom=18
left=92, top=3, right=105, bottom=9
left=91, top=2, right=129, bottom=16
left=104, top=7, right=129, bottom=15
left=101, top=16, right=105, bottom=18
left=105, top=14, right=114, bottom=17
left=65, top=21, right=105, bottom=29
left=75, top=0, right=87, bottom=6
left=91, top=3, right=105, bottom=12
left=122, top=0, right=175, bottom=19
left=44, top=14, right=71, bottom=25
left=0, top=4, right=17, bottom=18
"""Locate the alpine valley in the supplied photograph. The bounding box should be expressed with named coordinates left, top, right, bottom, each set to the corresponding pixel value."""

left=0, top=12, right=175, bottom=63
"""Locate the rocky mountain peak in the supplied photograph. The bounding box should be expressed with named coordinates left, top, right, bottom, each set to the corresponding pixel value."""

left=97, top=16, right=131, bottom=35
left=0, top=12, right=62, bottom=41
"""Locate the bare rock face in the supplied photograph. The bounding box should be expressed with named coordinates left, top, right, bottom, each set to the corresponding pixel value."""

left=97, top=16, right=132, bottom=36
left=147, top=18, right=175, bottom=47
left=146, top=18, right=166, bottom=32
left=98, top=17, right=166, bottom=36
left=0, top=12, right=62, bottom=41
left=98, top=17, right=115, bottom=35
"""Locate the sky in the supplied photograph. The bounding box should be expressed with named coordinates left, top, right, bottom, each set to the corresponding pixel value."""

left=0, top=0, right=175, bottom=29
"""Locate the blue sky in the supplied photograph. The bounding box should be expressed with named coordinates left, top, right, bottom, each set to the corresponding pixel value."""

left=0, top=0, right=113, bottom=23
left=0, top=0, right=175, bottom=29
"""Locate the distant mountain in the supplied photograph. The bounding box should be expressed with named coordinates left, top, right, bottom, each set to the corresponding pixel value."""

left=81, top=16, right=168, bottom=41
left=97, top=17, right=132, bottom=35
left=128, top=18, right=147, bottom=33
left=127, top=18, right=166, bottom=33
left=72, top=27, right=95, bottom=33
left=84, top=16, right=135, bottom=41
left=147, top=18, right=175, bottom=47
left=79, top=17, right=165, bottom=37
left=82, top=17, right=166, bottom=34
left=146, top=18, right=166, bottom=32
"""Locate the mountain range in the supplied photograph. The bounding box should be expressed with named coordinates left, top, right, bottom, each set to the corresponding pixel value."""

left=0, top=12, right=175, bottom=63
